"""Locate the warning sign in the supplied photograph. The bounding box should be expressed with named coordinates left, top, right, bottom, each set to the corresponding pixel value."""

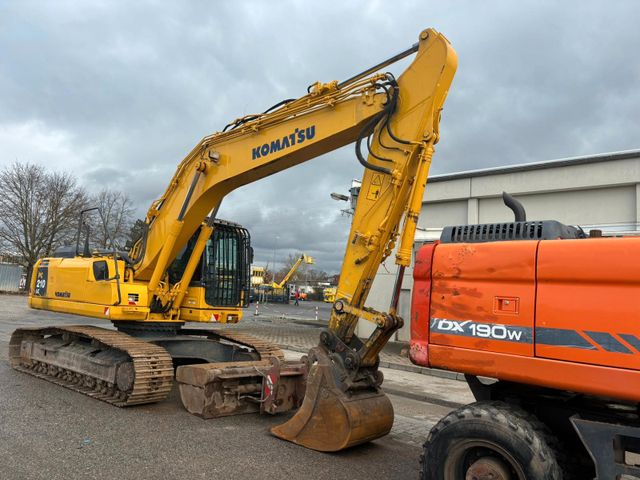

left=366, top=174, right=383, bottom=200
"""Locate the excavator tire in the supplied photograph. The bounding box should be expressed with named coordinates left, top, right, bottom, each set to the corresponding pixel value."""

left=9, top=325, right=174, bottom=406
left=420, top=401, right=569, bottom=480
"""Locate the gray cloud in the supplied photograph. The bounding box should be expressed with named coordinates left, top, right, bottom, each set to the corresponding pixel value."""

left=1, top=1, right=639, bottom=272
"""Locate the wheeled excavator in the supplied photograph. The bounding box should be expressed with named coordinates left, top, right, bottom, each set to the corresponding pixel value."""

left=10, top=27, right=457, bottom=451
left=410, top=193, right=640, bottom=479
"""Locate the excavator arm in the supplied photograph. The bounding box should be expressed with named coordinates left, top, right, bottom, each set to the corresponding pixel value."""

left=128, top=29, right=455, bottom=331
left=273, top=254, right=314, bottom=289
left=271, top=29, right=457, bottom=451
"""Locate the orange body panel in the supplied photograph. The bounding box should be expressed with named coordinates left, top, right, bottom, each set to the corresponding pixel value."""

left=411, top=236, right=640, bottom=402
left=429, top=241, right=537, bottom=357
left=428, top=344, right=640, bottom=403
left=536, top=237, right=640, bottom=370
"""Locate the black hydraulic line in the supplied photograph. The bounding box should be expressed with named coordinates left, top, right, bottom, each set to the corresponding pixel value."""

left=366, top=134, right=394, bottom=163
left=381, top=76, right=413, bottom=146
left=263, top=98, right=296, bottom=114
left=355, top=111, right=392, bottom=175
left=130, top=223, right=149, bottom=267
left=389, top=265, right=406, bottom=312
left=384, top=115, right=412, bottom=145
left=178, top=171, right=201, bottom=221
left=338, top=42, right=418, bottom=89
left=223, top=98, right=297, bottom=132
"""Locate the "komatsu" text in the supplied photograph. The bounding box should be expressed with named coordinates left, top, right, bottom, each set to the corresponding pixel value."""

left=252, top=126, right=316, bottom=160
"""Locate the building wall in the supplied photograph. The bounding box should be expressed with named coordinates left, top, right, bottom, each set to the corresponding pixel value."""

left=0, top=263, right=23, bottom=292
left=358, top=150, right=640, bottom=341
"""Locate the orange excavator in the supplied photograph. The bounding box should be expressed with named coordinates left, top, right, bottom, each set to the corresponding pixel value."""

left=411, top=192, right=640, bottom=479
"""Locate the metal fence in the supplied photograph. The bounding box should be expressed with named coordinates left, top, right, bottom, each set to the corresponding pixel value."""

left=0, top=263, right=24, bottom=292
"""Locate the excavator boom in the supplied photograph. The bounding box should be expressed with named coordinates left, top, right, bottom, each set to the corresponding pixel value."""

left=272, top=253, right=314, bottom=289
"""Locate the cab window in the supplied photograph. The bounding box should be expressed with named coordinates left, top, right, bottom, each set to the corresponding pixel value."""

left=93, top=261, right=109, bottom=281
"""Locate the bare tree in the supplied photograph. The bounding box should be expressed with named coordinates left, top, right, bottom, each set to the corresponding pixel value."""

left=91, top=189, right=134, bottom=249
left=125, top=218, right=147, bottom=249
left=0, top=162, right=88, bottom=286
left=263, top=263, right=274, bottom=284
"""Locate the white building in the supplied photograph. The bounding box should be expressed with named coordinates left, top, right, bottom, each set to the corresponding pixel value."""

left=359, top=149, right=640, bottom=341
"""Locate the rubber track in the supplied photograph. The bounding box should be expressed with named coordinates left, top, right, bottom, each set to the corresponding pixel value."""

left=10, top=326, right=285, bottom=408
left=10, top=325, right=174, bottom=407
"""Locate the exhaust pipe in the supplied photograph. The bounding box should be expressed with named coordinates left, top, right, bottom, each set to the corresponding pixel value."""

left=502, top=191, right=526, bottom=222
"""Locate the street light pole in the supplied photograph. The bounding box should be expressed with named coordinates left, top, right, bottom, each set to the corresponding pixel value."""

left=272, top=235, right=279, bottom=281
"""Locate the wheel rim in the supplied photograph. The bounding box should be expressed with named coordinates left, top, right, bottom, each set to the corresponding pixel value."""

left=444, top=439, right=527, bottom=480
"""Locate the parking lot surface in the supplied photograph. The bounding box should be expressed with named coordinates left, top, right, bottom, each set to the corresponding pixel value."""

left=0, top=294, right=451, bottom=480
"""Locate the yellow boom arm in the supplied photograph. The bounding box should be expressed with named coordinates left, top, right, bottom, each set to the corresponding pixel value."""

left=272, top=253, right=314, bottom=289
left=128, top=28, right=456, bottom=453
left=130, top=29, right=455, bottom=327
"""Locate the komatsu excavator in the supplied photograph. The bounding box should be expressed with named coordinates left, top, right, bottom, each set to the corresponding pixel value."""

left=10, top=28, right=457, bottom=451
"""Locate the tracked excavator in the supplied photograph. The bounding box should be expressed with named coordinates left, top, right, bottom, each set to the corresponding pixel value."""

left=10, top=28, right=457, bottom=450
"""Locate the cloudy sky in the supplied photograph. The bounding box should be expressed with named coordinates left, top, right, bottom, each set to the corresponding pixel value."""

left=1, top=1, right=639, bottom=273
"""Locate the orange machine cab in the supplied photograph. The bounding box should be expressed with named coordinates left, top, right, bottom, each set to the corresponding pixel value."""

left=411, top=195, right=640, bottom=403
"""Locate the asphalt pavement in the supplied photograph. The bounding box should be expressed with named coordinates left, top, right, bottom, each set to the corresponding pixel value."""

left=0, top=294, right=473, bottom=480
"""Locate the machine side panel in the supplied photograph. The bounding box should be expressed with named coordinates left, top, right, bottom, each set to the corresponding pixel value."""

left=536, top=237, right=640, bottom=371
left=179, top=286, right=243, bottom=323
left=27, top=257, right=150, bottom=321
left=429, top=344, right=640, bottom=402
left=429, top=241, right=538, bottom=357
left=29, top=257, right=118, bottom=307
left=409, top=242, right=437, bottom=367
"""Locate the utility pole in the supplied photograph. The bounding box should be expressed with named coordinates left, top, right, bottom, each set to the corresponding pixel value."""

left=272, top=235, right=279, bottom=280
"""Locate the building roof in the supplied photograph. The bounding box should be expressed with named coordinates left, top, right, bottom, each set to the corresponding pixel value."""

left=427, top=149, right=640, bottom=184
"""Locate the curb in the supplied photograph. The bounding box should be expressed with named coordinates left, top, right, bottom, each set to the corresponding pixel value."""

left=253, top=314, right=327, bottom=328
left=279, top=343, right=467, bottom=406
left=253, top=316, right=466, bottom=381
left=382, top=385, right=464, bottom=409
left=278, top=343, right=466, bottom=381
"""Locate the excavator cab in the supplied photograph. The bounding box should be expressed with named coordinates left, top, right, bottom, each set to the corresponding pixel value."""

left=168, top=219, right=252, bottom=322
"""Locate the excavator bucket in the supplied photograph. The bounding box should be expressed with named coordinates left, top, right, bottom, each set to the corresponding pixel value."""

left=271, top=350, right=394, bottom=452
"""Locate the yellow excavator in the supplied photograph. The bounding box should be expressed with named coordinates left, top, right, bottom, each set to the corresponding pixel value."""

left=323, top=286, right=337, bottom=303
left=268, top=253, right=314, bottom=290
left=10, top=28, right=457, bottom=451
left=259, top=253, right=314, bottom=301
